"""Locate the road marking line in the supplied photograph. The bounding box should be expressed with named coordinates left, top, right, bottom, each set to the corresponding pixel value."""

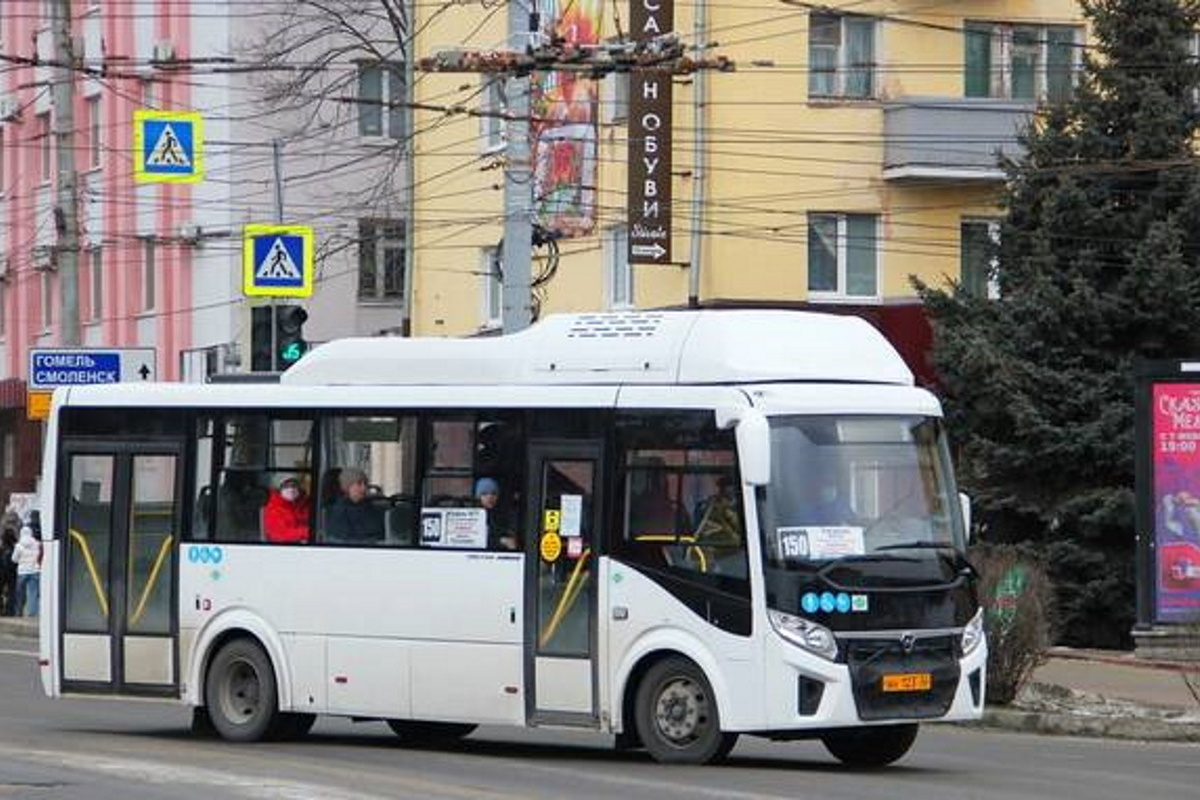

left=0, top=648, right=36, bottom=658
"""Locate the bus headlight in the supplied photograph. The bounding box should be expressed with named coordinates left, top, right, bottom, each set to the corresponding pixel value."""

left=768, top=609, right=838, bottom=661
left=961, top=608, right=985, bottom=657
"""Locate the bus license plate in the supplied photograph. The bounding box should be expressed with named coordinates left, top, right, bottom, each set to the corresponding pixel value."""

left=881, top=673, right=932, bottom=693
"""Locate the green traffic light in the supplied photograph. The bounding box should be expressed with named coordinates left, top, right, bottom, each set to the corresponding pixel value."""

left=280, top=341, right=307, bottom=363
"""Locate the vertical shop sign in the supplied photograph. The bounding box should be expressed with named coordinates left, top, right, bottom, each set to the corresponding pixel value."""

left=628, top=0, right=674, bottom=264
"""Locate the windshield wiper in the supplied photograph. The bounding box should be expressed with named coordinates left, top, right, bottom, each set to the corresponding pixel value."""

left=873, top=541, right=955, bottom=552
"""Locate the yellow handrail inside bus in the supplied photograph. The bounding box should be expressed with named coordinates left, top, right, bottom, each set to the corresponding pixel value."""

left=68, top=528, right=109, bottom=619
left=539, top=548, right=591, bottom=649
left=129, top=534, right=173, bottom=627
left=631, top=534, right=708, bottom=572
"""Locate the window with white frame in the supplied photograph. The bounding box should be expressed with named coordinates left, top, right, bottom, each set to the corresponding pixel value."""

left=357, top=62, right=406, bottom=139
left=87, top=96, right=101, bottom=169
left=89, top=246, right=102, bottom=320
left=481, top=245, right=502, bottom=327
left=965, top=22, right=1081, bottom=103
left=0, top=127, right=5, bottom=193
left=605, top=224, right=632, bottom=307
left=481, top=76, right=505, bottom=151
left=960, top=219, right=1001, bottom=299
left=142, top=237, right=156, bottom=311
left=41, top=269, right=54, bottom=328
left=602, top=70, right=629, bottom=124
left=38, top=112, right=51, bottom=182
left=358, top=219, right=405, bottom=301
left=0, top=279, right=6, bottom=337
left=807, top=213, right=878, bottom=299
left=808, top=13, right=876, bottom=99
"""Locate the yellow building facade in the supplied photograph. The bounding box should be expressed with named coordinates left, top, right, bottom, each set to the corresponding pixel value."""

left=408, top=1, right=1086, bottom=352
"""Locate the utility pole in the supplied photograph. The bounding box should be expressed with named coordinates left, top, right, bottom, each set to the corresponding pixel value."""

left=52, top=0, right=80, bottom=346
left=501, top=2, right=534, bottom=334
left=418, top=34, right=732, bottom=334
left=270, top=138, right=283, bottom=371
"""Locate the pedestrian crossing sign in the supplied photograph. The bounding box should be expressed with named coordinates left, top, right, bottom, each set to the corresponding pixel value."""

left=133, top=110, right=204, bottom=184
left=243, top=224, right=315, bottom=298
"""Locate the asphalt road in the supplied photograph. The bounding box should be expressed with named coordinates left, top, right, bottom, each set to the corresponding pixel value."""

left=0, top=635, right=1197, bottom=800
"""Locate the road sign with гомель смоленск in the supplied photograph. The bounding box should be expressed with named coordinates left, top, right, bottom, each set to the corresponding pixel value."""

left=243, top=224, right=314, bottom=298
left=26, top=348, right=157, bottom=420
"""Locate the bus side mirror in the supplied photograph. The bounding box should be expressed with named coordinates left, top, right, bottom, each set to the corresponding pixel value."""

left=716, top=407, right=771, bottom=487
left=959, top=492, right=972, bottom=541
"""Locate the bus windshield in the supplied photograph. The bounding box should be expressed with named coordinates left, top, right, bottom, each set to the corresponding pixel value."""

left=759, top=415, right=961, bottom=567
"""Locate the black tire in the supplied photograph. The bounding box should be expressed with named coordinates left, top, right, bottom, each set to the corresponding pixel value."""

left=821, top=723, right=919, bottom=768
left=271, top=712, right=317, bottom=740
left=634, top=656, right=737, bottom=764
left=204, top=638, right=280, bottom=743
left=386, top=720, right=478, bottom=745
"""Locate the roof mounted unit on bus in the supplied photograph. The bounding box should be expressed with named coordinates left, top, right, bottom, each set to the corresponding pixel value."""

left=279, top=310, right=914, bottom=387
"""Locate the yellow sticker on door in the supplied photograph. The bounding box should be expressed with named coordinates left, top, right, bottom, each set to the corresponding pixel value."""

left=540, top=531, right=563, bottom=562
left=543, top=509, right=561, bottom=532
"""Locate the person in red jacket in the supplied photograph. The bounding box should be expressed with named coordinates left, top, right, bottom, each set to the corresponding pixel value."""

left=263, top=477, right=310, bottom=543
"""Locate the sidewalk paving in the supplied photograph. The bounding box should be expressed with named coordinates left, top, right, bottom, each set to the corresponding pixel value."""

left=3, top=616, right=1198, bottom=742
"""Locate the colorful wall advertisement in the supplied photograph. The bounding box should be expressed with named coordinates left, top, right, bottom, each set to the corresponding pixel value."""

left=531, top=0, right=602, bottom=238
left=1151, top=382, right=1200, bottom=621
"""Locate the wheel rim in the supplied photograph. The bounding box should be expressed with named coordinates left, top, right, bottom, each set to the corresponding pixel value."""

left=653, top=676, right=710, bottom=748
left=218, top=657, right=262, bottom=726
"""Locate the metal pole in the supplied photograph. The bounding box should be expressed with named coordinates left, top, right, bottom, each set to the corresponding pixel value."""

left=687, top=0, right=707, bottom=309
left=270, top=139, right=283, bottom=370
left=52, top=0, right=80, bottom=346
left=402, top=0, right=416, bottom=337
left=501, top=1, right=534, bottom=333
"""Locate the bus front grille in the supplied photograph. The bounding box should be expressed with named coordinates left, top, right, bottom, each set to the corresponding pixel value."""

left=841, top=635, right=960, bottom=721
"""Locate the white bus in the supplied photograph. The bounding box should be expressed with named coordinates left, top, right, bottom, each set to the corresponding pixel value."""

left=38, top=310, right=985, bottom=766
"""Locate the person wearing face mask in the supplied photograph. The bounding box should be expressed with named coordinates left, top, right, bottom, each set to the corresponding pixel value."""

left=263, top=476, right=311, bottom=543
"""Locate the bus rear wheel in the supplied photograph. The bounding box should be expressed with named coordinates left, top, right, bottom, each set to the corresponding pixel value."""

left=821, top=723, right=919, bottom=768
left=635, top=656, right=737, bottom=764
left=386, top=720, right=477, bottom=745
left=205, top=638, right=280, bottom=743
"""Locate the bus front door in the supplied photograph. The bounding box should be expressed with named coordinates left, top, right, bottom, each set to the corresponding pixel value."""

left=526, top=442, right=602, bottom=726
left=58, top=446, right=182, bottom=696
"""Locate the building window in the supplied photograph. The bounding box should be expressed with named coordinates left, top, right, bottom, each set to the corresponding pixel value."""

left=481, top=77, right=505, bottom=151
left=0, top=279, right=6, bottom=337
left=808, top=13, right=875, bottom=99
left=965, top=23, right=1081, bottom=103
left=0, top=127, right=5, bottom=193
left=602, top=69, right=629, bottom=124
left=89, top=246, right=102, bottom=320
left=481, top=246, right=502, bottom=328
left=960, top=220, right=1001, bottom=300
left=807, top=213, right=878, bottom=299
left=41, top=270, right=54, bottom=328
left=605, top=224, right=632, bottom=307
left=358, top=220, right=405, bottom=301
left=142, top=238, right=156, bottom=311
left=87, top=97, right=101, bottom=168
left=38, top=112, right=51, bottom=182
left=357, top=62, right=405, bottom=139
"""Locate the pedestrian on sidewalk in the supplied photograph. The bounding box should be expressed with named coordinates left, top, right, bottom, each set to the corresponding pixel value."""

left=11, top=524, right=41, bottom=617
left=0, top=525, right=17, bottom=616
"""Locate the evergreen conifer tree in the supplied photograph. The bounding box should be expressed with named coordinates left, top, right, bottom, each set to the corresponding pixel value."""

left=916, top=0, right=1200, bottom=647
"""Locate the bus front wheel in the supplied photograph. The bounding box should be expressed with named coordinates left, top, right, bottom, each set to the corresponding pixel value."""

left=205, top=638, right=280, bottom=743
left=821, top=723, right=919, bottom=768
left=634, top=656, right=737, bottom=764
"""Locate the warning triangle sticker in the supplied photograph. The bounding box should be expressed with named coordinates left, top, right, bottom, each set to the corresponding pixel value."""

left=256, top=238, right=302, bottom=280
left=146, top=123, right=191, bottom=167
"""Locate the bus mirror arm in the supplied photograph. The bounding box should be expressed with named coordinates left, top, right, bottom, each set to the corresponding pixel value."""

left=959, top=492, right=972, bottom=542
left=715, top=406, right=771, bottom=487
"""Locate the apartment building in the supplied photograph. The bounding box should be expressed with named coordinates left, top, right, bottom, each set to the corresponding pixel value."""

left=408, top=0, right=1086, bottom=367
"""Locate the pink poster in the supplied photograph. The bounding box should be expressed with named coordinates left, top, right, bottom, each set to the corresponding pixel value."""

left=1152, top=383, right=1200, bottom=621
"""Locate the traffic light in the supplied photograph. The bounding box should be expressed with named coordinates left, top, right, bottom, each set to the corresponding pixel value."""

left=250, top=306, right=274, bottom=372
left=275, top=304, right=309, bottom=369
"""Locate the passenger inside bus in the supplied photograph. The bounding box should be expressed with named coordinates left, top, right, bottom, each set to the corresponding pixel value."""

left=325, top=467, right=385, bottom=542
left=806, top=474, right=855, bottom=525
left=475, top=477, right=518, bottom=550
left=263, top=476, right=310, bottom=544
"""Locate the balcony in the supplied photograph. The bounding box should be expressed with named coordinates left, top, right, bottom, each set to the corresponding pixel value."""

left=882, top=97, right=1034, bottom=182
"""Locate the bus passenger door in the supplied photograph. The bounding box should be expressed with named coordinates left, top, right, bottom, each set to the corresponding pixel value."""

left=526, top=442, right=602, bottom=726
left=58, top=446, right=182, bottom=696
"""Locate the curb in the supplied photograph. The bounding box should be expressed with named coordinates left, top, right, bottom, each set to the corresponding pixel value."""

left=974, top=707, right=1200, bottom=743
left=1047, top=647, right=1200, bottom=674
left=0, top=618, right=37, bottom=639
